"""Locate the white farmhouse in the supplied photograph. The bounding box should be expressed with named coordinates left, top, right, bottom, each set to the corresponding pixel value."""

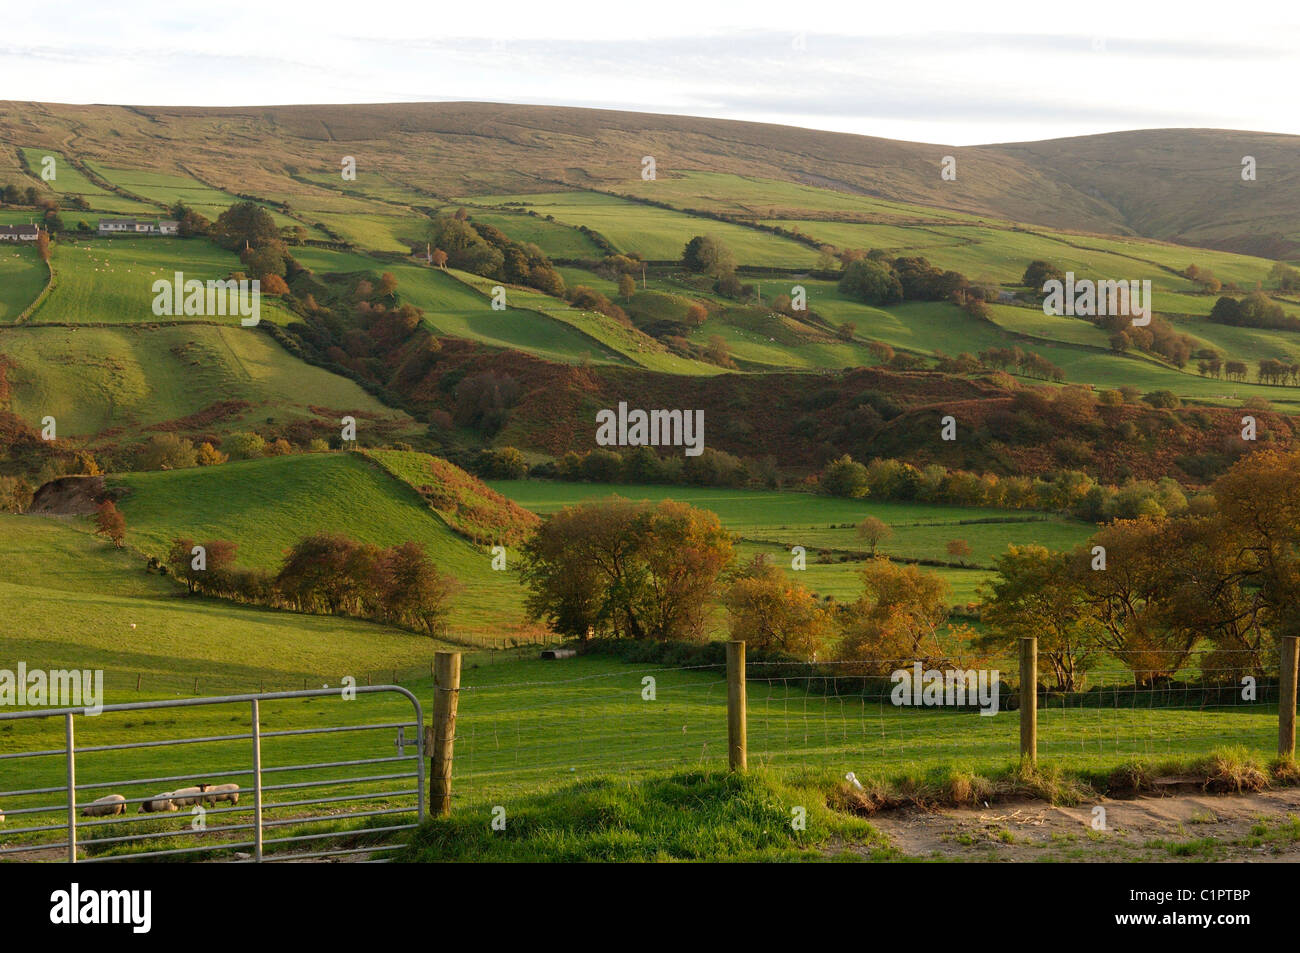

left=0, top=224, right=39, bottom=242
left=97, top=218, right=180, bottom=236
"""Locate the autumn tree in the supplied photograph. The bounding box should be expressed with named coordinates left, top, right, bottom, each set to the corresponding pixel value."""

left=95, top=500, right=126, bottom=548
left=836, top=558, right=951, bottom=674
left=979, top=545, right=1098, bottom=691
left=261, top=273, right=290, bottom=295
left=856, top=515, right=892, bottom=555
left=1212, top=448, right=1300, bottom=643
left=724, top=557, right=833, bottom=658
left=946, top=539, right=973, bottom=560
left=196, top=442, right=228, bottom=466
left=375, top=541, right=458, bottom=636
left=1075, top=517, right=1198, bottom=682
left=137, top=433, right=198, bottom=470
left=520, top=499, right=733, bottom=641
left=618, top=273, right=636, bottom=301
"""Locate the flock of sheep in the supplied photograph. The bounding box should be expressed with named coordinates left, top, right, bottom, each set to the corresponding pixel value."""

left=79, top=783, right=241, bottom=816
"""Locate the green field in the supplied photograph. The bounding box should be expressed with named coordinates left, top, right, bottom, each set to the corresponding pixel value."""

left=464, top=190, right=820, bottom=266
left=449, top=270, right=723, bottom=374
left=27, top=237, right=297, bottom=327
left=619, top=171, right=983, bottom=222
left=0, top=514, right=456, bottom=691
left=486, top=479, right=1096, bottom=609
left=18, top=148, right=159, bottom=214
left=111, top=452, right=524, bottom=632
left=0, top=323, right=416, bottom=440
left=465, top=209, right=605, bottom=259
left=0, top=243, right=47, bottom=321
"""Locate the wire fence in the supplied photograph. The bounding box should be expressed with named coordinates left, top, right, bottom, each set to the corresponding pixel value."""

left=444, top=644, right=1293, bottom=811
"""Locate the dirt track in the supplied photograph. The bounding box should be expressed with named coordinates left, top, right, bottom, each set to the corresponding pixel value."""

left=860, top=787, right=1300, bottom=862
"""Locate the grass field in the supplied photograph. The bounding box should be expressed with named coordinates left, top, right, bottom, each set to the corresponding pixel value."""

left=0, top=323, right=416, bottom=440
left=0, top=244, right=46, bottom=321
left=449, top=269, right=724, bottom=374
left=26, top=237, right=297, bottom=327
left=17, top=148, right=159, bottom=214
left=486, top=479, right=1096, bottom=610
left=464, top=210, right=604, bottom=259
left=619, top=171, right=984, bottom=222
left=110, top=452, right=525, bottom=632
left=464, top=190, right=821, bottom=266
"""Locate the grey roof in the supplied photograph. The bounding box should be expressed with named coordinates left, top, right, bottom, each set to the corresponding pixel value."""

left=0, top=224, right=38, bottom=235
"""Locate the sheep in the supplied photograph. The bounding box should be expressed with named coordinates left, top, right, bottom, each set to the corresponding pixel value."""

left=202, top=783, right=240, bottom=807
left=170, top=786, right=208, bottom=808
left=138, top=792, right=178, bottom=813
left=81, top=794, right=126, bottom=817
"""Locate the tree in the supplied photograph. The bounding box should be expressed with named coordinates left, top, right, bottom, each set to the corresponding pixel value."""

left=212, top=201, right=282, bottom=251
left=979, top=545, right=1098, bottom=691
left=375, top=541, right=458, bottom=636
left=95, top=500, right=126, bottom=548
left=684, top=302, right=708, bottom=327
left=1075, top=517, right=1197, bottom=682
left=137, top=434, right=198, bottom=470
left=836, top=322, right=856, bottom=341
left=703, top=334, right=734, bottom=368
left=946, top=539, right=972, bottom=560
left=520, top=499, right=733, bottom=641
left=680, top=235, right=736, bottom=278
left=223, top=432, right=266, bottom=460
left=617, top=273, right=636, bottom=301
left=1022, top=260, right=1064, bottom=291
left=35, top=230, right=51, bottom=262
left=276, top=534, right=380, bottom=616
left=260, top=273, right=290, bottom=295
left=431, top=248, right=448, bottom=269
left=836, top=558, right=951, bottom=674
left=724, top=558, right=833, bottom=658
left=838, top=259, right=903, bottom=305
left=1213, top=449, right=1300, bottom=642
left=856, top=515, right=892, bottom=555
left=868, top=341, right=895, bottom=364
left=193, top=439, right=227, bottom=465
left=821, top=455, right=870, bottom=498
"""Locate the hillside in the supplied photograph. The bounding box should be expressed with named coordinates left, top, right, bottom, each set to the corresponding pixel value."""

left=107, top=451, right=530, bottom=632
left=3, top=101, right=1298, bottom=254
left=0, top=514, right=461, bottom=694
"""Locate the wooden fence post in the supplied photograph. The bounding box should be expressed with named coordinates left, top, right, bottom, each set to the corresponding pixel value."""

left=1019, top=637, right=1037, bottom=763
left=1280, top=637, right=1299, bottom=759
left=429, top=651, right=462, bottom=817
left=726, top=640, right=747, bottom=772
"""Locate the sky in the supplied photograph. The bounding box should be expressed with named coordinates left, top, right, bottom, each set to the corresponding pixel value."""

left=2, top=0, right=1297, bottom=145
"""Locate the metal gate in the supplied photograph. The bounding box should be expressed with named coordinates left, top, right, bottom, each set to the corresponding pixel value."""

left=0, top=686, right=425, bottom=863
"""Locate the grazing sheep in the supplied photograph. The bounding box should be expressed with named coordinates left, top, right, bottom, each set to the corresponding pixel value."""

left=138, top=792, right=178, bottom=813
left=81, top=794, right=127, bottom=817
left=170, top=786, right=208, bottom=808
left=202, top=783, right=240, bottom=807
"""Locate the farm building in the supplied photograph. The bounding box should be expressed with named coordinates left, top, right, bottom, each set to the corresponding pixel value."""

left=0, top=224, right=39, bottom=242
left=97, top=219, right=180, bottom=236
